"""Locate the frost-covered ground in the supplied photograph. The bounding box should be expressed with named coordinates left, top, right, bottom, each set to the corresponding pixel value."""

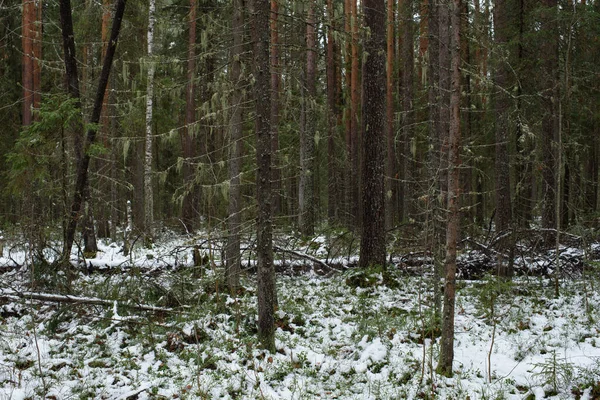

left=1, top=236, right=600, bottom=399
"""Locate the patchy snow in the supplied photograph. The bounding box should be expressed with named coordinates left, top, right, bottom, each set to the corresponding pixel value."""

left=0, top=235, right=599, bottom=399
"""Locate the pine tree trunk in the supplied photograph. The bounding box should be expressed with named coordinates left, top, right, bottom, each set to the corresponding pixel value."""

left=23, top=0, right=33, bottom=119
left=384, top=0, right=395, bottom=230
left=493, top=0, right=513, bottom=276
left=250, top=0, right=276, bottom=353
left=427, top=0, right=442, bottom=318
left=181, top=0, right=197, bottom=233
left=344, top=0, right=353, bottom=224
left=419, top=0, right=429, bottom=83
left=226, top=0, right=244, bottom=293
left=144, top=0, right=156, bottom=242
left=437, top=0, right=461, bottom=377
left=326, top=0, right=339, bottom=223
left=270, top=0, right=281, bottom=217
left=21, top=0, right=34, bottom=127
left=299, top=0, right=317, bottom=236
left=350, top=0, right=360, bottom=225
left=401, top=0, right=415, bottom=221
left=358, top=0, right=386, bottom=269
left=32, top=0, right=42, bottom=116
left=540, top=0, right=559, bottom=244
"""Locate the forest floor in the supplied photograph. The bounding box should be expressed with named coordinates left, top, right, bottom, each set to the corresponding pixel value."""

left=1, top=232, right=600, bottom=399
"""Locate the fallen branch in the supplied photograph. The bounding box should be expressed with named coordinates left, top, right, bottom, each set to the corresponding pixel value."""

left=0, top=289, right=175, bottom=313
left=273, top=246, right=345, bottom=272
left=461, top=236, right=510, bottom=260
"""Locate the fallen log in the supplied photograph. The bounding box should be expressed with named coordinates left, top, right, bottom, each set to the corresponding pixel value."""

left=273, top=245, right=346, bottom=273
left=0, top=289, right=175, bottom=313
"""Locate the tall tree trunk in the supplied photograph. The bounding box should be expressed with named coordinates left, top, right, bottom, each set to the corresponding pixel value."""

left=427, top=0, right=444, bottom=319
left=540, top=0, right=558, bottom=244
left=350, top=0, right=360, bottom=225
left=250, top=0, right=276, bottom=353
left=438, top=0, right=450, bottom=201
left=226, top=0, right=244, bottom=293
left=419, top=0, right=429, bottom=83
left=326, top=0, right=340, bottom=223
left=181, top=0, right=198, bottom=233
left=514, top=0, right=531, bottom=227
left=384, top=0, right=395, bottom=230
left=32, top=0, right=42, bottom=116
left=401, top=0, right=415, bottom=221
left=359, top=0, right=386, bottom=269
left=344, top=0, right=353, bottom=223
left=61, top=0, right=127, bottom=264
left=21, top=0, right=34, bottom=127
left=144, top=0, right=156, bottom=242
left=437, top=0, right=461, bottom=377
left=95, top=0, right=112, bottom=240
left=270, top=0, right=281, bottom=217
left=493, top=0, right=513, bottom=275
left=299, top=0, right=317, bottom=236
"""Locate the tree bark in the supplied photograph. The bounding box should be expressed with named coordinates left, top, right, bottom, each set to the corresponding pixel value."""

left=21, top=0, right=34, bottom=127
left=401, top=0, right=415, bottom=221
left=358, top=0, right=386, bottom=268
left=384, top=0, right=395, bottom=230
left=181, top=0, right=198, bottom=233
left=270, top=0, right=281, bottom=216
left=61, top=0, right=127, bottom=264
left=540, top=0, right=559, bottom=245
left=299, top=0, right=317, bottom=236
left=326, top=0, right=340, bottom=223
left=249, top=0, right=276, bottom=353
left=437, top=0, right=461, bottom=377
left=350, top=0, right=360, bottom=225
left=493, top=0, right=513, bottom=275
left=144, top=0, right=156, bottom=242
left=226, top=0, right=245, bottom=293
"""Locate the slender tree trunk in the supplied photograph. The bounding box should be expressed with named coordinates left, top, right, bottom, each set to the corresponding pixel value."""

left=385, top=0, right=395, bottom=230
left=21, top=0, right=33, bottom=127
left=32, top=0, right=42, bottom=116
left=359, top=0, right=386, bottom=269
left=61, top=0, right=127, bottom=264
left=437, top=0, right=461, bottom=377
left=144, top=0, right=156, bottom=242
left=438, top=0, right=450, bottom=201
left=59, top=0, right=83, bottom=251
left=401, top=0, right=415, bottom=221
left=419, top=0, right=429, bottom=83
left=327, top=0, right=339, bottom=223
left=540, top=0, right=558, bottom=244
left=493, top=0, right=513, bottom=276
left=95, top=0, right=112, bottom=240
left=226, top=0, right=244, bottom=293
left=299, top=0, right=317, bottom=236
left=250, top=0, right=276, bottom=352
left=181, top=0, right=197, bottom=233
left=270, top=0, right=281, bottom=217
left=344, top=0, right=353, bottom=224
left=350, top=0, right=360, bottom=225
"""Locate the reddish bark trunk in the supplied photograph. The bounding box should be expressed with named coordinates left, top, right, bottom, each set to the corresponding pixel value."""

left=437, top=0, right=461, bottom=377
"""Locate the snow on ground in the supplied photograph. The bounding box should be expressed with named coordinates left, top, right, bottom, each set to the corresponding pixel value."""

left=1, top=236, right=600, bottom=399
